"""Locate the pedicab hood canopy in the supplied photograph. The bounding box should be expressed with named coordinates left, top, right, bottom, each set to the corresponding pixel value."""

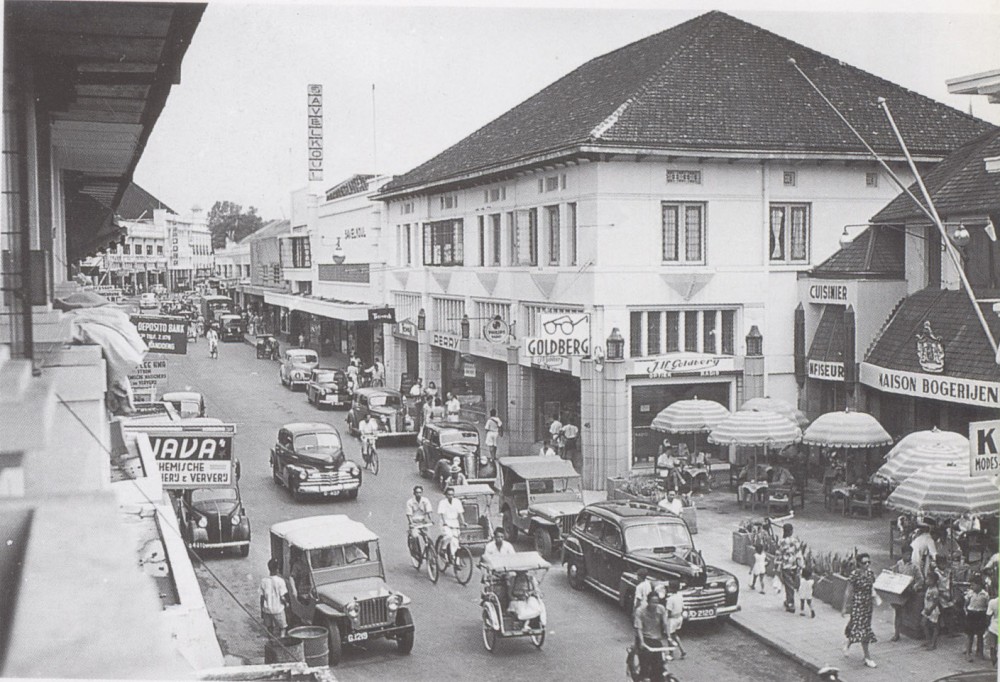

left=480, top=550, right=551, bottom=573
left=270, top=514, right=378, bottom=550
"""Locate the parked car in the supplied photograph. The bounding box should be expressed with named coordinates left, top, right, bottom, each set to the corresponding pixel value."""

left=138, top=292, right=158, bottom=310
left=496, top=456, right=584, bottom=560
left=415, top=420, right=493, bottom=488
left=306, top=368, right=351, bottom=409
left=177, top=484, right=250, bottom=556
left=345, top=387, right=417, bottom=441
left=280, top=349, right=320, bottom=390
left=218, top=313, right=244, bottom=342
left=561, top=500, right=740, bottom=623
left=270, top=422, right=361, bottom=501
left=270, top=515, right=414, bottom=665
left=161, top=391, right=206, bottom=419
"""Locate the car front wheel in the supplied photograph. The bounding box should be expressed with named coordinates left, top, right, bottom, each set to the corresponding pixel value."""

left=395, top=608, right=414, bottom=654
left=326, top=620, right=343, bottom=666
left=567, top=559, right=585, bottom=590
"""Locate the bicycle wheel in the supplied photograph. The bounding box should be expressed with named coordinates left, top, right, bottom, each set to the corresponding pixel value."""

left=369, top=449, right=379, bottom=475
left=425, top=544, right=439, bottom=583
left=453, top=546, right=473, bottom=585
left=407, top=535, right=423, bottom=569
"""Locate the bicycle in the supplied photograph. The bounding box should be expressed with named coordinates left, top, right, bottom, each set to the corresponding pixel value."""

left=432, top=530, right=473, bottom=585
left=625, top=638, right=679, bottom=682
left=361, top=434, right=379, bottom=475
left=406, top=523, right=439, bottom=582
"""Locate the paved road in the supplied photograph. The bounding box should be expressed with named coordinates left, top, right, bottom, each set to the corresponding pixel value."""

left=162, top=339, right=815, bottom=681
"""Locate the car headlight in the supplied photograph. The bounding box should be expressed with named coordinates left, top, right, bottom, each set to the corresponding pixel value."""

left=387, top=594, right=402, bottom=612
left=725, top=578, right=738, bottom=594
left=346, top=600, right=360, bottom=618
left=230, top=514, right=241, bottom=526
left=197, top=516, right=208, bottom=528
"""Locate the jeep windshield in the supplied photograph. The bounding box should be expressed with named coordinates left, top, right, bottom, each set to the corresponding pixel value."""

left=369, top=394, right=401, bottom=408
left=528, top=476, right=582, bottom=502
left=295, top=431, right=342, bottom=450
left=624, top=522, right=693, bottom=553
left=440, top=429, right=479, bottom=447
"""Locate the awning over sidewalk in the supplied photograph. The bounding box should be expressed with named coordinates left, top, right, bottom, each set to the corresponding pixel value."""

left=263, top=291, right=370, bottom=321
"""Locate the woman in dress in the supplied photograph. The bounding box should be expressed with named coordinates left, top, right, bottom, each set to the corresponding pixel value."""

left=841, top=552, right=878, bottom=668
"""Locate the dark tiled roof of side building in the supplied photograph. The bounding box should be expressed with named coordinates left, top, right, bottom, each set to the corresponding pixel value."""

left=244, top=219, right=290, bottom=241
left=325, top=174, right=376, bottom=202
left=381, top=11, right=994, bottom=195
left=865, top=288, right=1000, bottom=382
left=115, top=183, right=175, bottom=220
left=808, top=305, right=846, bottom=365
left=872, top=129, right=1000, bottom=223
left=811, top=226, right=905, bottom=279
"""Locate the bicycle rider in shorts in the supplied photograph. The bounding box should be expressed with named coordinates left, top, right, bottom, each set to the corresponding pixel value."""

left=359, top=413, right=379, bottom=462
left=406, top=485, right=434, bottom=541
left=437, top=486, right=466, bottom=562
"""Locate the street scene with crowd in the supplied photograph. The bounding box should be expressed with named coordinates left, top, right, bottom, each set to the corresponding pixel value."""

left=4, top=3, right=1000, bottom=682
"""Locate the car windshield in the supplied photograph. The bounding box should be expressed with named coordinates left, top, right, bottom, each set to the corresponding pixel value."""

left=528, top=476, right=582, bottom=502
left=312, top=370, right=339, bottom=384
left=624, top=522, right=693, bottom=553
left=191, top=487, right=237, bottom=504
left=440, top=429, right=479, bottom=447
left=174, top=400, right=201, bottom=418
left=290, top=352, right=318, bottom=364
left=295, top=431, right=341, bottom=450
left=309, top=542, right=373, bottom=568
left=369, top=394, right=400, bottom=408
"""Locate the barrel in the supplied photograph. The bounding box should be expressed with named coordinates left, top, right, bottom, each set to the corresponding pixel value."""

left=287, top=625, right=329, bottom=667
left=264, top=637, right=303, bottom=664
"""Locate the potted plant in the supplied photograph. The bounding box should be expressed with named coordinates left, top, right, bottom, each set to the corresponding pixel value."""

left=812, top=548, right=859, bottom=611
left=732, top=520, right=754, bottom=565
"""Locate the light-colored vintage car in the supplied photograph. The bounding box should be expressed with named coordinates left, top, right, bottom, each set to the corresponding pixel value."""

left=280, top=348, right=320, bottom=390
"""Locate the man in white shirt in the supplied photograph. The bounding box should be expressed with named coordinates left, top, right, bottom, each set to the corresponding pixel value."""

left=483, top=528, right=515, bottom=557
left=539, top=440, right=557, bottom=457
left=910, top=522, right=938, bottom=578
left=484, top=409, right=503, bottom=462
left=409, top=378, right=424, bottom=398
left=560, top=422, right=579, bottom=461
left=437, top=487, right=466, bottom=561
left=633, top=568, right=656, bottom=612
left=359, top=414, right=380, bottom=465
left=445, top=392, right=461, bottom=422
left=405, top=485, right=434, bottom=539
left=658, top=490, right=684, bottom=516
left=259, top=558, right=290, bottom=637
left=548, top=415, right=563, bottom=441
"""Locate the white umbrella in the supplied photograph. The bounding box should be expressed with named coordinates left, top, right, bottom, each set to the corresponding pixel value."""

left=709, top=409, right=802, bottom=472
left=740, top=396, right=809, bottom=429
left=802, top=409, right=892, bottom=449
left=650, top=398, right=730, bottom=434
left=886, top=462, right=1000, bottom=519
left=875, top=440, right=968, bottom=486
left=886, top=427, right=969, bottom=460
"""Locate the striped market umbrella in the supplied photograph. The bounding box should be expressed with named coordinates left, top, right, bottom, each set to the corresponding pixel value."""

left=886, top=462, right=1000, bottom=519
left=708, top=409, right=802, bottom=447
left=650, top=398, right=730, bottom=434
left=874, top=440, right=968, bottom=486
left=740, top=396, right=809, bottom=429
left=886, top=427, right=969, bottom=460
left=801, top=409, right=892, bottom=449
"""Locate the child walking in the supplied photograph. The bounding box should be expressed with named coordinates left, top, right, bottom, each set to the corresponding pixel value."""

left=798, top=568, right=815, bottom=617
left=750, top=543, right=767, bottom=594
left=921, top=572, right=943, bottom=650
left=963, top=576, right=990, bottom=662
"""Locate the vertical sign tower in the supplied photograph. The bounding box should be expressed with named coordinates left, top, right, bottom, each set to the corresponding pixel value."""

left=307, top=84, right=323, bottom=182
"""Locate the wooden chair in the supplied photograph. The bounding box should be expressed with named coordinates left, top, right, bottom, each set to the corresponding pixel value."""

left=848, top=488, right=883, bottom=518
left=765, top=487, right=792, bottom=516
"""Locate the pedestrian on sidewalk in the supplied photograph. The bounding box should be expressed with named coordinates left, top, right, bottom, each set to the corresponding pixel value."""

left=963, top=575, right=990, bottom=662
left=445, top=392, right=461, bottom=422
left=633, top=568, right=655, bottom=612
left=663, top=583, right=687, bottom=661
left=921, top=571, right=944, bottom=650
left=430, top=397, right=445, bottom=422
left=777, top=523, right=803, bottom=613
left=259, top=558, right=290, bottom=637
left=890, top=545, right=923, bottom=641
left=798, top=568, right=815, bottom=618
left=986, top=594, right=998, bottom=667
left=842, top=552, right=878, bottom=668
left=484, top=409, right=503, bottom=462
left=749, top=543, right=767, bottom=594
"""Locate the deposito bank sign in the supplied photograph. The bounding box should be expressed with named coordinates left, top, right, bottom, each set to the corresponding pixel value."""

left=524, top=312, right=591, bottom=357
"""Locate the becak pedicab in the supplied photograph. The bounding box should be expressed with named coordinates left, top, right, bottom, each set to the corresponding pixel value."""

left=479, top=551, right=549, bottom=652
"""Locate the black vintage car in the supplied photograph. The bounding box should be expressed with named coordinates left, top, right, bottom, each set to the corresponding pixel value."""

left=177, top=485, right=251, bottom=556
left=562, top=501, right=739, bottom=623
left=219, top=313, right=244, bottom=342
left=306, top=368, right=351, bottom=409
left=345, top=388, right=417, bottom=441
left=415, top=420, right=494, bottom=489
left=270, top=422, right=362, bottom=501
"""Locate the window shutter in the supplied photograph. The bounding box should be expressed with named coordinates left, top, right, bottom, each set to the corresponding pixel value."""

left=423, top=223, right=432, bottom=265
left=515, top=209, right=532, bottom=265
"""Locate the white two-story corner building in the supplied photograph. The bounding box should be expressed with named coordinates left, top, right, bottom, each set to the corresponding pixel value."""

left=375, top=11, right=992, bottom=488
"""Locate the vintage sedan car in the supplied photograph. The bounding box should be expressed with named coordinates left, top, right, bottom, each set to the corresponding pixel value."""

left=218, top=313, right=244, bottom=342
left=279, top=349, right=320, bottom=390
left=177, top=485, right=250, bottom=556
left=270, top=423, right=362, bottom=501
left=306, top=368, right=351, bottom=409
left=345, top=387, right=417, bottom=441
left=138, top=292, right=158, bottom=310
left=415, top=420, right=494, bottom=488
left=497, top=456, right=584, bottom=560
left=270, top=515, right=414, bottom=666
left=562, top=500, right=740, bottom=623
left=161, top=391, right=206, bottom=419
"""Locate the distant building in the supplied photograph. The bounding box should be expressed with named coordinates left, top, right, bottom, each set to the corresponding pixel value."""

left=103, top=183, right=174, bottom=293
left=163, top=205, right=213, bottom=292
left=238, top=219, right=292, bottom=334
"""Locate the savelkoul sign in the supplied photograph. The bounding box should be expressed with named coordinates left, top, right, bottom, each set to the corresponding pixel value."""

left=860, top=362, right=1000, bottom=408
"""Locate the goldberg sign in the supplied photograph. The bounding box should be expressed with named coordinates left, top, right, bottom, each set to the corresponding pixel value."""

left=307, top=84, right=323, bottom=182
left=970, top=420, right=1000, bottom=476
left=525, top=312, right=591, bottom=357
left=807, top=281, right=851, bottom=304
left=131, top=315, right=188, bottom=355
left=860, top=362, right=1000, bottom=408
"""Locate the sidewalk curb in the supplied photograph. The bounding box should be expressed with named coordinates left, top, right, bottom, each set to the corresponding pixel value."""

left=726, top=614, right=822, bottom=676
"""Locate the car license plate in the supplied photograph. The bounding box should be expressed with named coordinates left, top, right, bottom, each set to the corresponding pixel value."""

left=347, top=632, right=368, bottom=642
left=686, top=608, right=716, bottom=620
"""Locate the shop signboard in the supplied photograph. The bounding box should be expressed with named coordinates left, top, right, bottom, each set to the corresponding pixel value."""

left=806, top=280, right=853, bottom=305
left=368, top=307, right=396, bottom=324
left=807, top=360, right=844, bottom=381
left=629, top=353, right=738, bottom=379
left=483, top=317, right=511, bottom=344
left=394, top=319, right=418, bottom=339
left=123, top=422, right=236, bottom=489
left=860, top=362, right=1000, bottom=409
left=524, top=312, right=591, bottom=357
left=969, top=419, right=1000, bottom=477
left=431, top=331, right=461, bottom=350
left=131, top=315, right=188, bottom=355
left=129, top=355, right=168, bottom=403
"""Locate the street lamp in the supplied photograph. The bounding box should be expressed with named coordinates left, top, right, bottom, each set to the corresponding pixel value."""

left=606, top=328, right=624, bottom=361
left=838, top=227, right=852, bottom=248
left=417, top=308, right=426, bottom=331
left=460, top=314, right=470, bottom=339
left=949, top=223, right=971, bottom=248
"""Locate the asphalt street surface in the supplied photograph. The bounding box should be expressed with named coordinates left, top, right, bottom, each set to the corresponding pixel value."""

left=161, top=336, right=815, bottom=681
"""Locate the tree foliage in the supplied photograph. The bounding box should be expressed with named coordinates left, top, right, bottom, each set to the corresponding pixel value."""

left=208, top=201, right=265, bottom=250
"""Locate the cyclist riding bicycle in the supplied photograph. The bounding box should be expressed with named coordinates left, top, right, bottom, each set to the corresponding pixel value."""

left=206, top=327, right=219, bottom=359
left=359, top=413, right=379, bottom=465
left=405, top=485, right=434, bottom=541
left=437, top=486, right=466, bottom=563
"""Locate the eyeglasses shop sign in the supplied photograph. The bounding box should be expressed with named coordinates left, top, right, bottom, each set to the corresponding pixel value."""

left=525, top=313, right=591, bottom=357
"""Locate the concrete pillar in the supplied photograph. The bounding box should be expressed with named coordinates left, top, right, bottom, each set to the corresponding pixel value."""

left=384, top=335, right=403, bottom=392
left=505, top=349, right=535, bottom=456
left=743, top=325, right=765, bottom=403
left=580, top=355, right=629, bottom=490
left=419, top=336, right=442, bottom=391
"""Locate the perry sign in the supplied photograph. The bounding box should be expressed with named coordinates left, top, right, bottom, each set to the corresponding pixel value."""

left=525, top=312, right=591, bottom=357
